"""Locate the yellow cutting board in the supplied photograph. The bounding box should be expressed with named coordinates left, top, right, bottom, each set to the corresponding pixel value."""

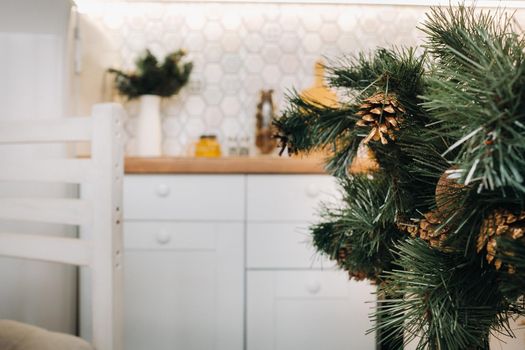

left=292, top=60, right=340, bottom=160
left=300, top=60, right=339, bottom=108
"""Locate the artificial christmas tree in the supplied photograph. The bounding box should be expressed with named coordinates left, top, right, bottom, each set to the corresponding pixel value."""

left=274, top=5, right=525, bottom=349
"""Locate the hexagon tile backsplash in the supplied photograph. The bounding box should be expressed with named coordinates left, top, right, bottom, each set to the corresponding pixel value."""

left=77, top=3, right=431, bottom=156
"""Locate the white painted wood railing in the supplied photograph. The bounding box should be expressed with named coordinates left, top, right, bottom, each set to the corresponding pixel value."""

left=0, top=103, right=125, bottom=350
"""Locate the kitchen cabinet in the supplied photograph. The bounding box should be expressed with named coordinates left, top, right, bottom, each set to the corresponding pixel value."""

left=247, top=270, right=375, bottom=350
left=246, top=175, right=375, bottom=350
left=124, top=222, right=244, bottom=350
left=246, top=174, right=339, bottom=222
left=123, top=175, right=244, bottom=350
left=122, top=173, right=375, bottom=350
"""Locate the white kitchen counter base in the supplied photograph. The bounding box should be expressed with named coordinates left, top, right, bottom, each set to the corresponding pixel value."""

left=101, top=174, right=375, bottom=349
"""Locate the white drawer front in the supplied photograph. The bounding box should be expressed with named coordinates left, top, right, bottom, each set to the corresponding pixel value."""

left=124, top=221, right=229, bottom=251
left=124, top=175, right=244, bottom=221
left=246, top=175, right=339, bottom=222
left=247, top=270, right=375, bottom=350
left=247, top=222, right=335, bottom=269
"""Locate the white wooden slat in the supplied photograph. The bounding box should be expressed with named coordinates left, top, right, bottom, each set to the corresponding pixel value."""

left=89, top=104, right=125, bottom=350
left=0, top=103, right=125, bottom=350
left=0, top=117, right=92, bottom=144
left=0, top=232, right=91, bottom=266
left=0, top=158, right=95, bottom=183
left=0, top=198, right=92, bottom=225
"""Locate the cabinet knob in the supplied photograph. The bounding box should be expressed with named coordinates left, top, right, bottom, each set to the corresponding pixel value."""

left=156, top=229, right=171, bottom=245
left=156, top=184, right=171, bottom=197
left=305, top=183, right=320, bottom=198
left=306, top=280, right=321, bottom=295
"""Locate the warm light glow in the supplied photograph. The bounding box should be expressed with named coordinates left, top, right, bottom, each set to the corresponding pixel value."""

left=74, top=0, right=525, bottom=14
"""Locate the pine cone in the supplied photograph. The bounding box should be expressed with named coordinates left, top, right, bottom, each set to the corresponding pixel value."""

left=355, top=93, right=405, bottom=145
left=397, top=210, right=450, bottom=248
left=337, top=247, right=348, bottom=265
left=435, top=167, right=464, bottom=214
left=477, top=209, right=525, bottom=271
left=335, top=247, right=370, bottom=281
left=348, top=270, right=368, bottom=281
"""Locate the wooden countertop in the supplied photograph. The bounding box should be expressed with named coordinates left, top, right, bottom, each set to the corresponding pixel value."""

left=125, top=156, right=327, bottom=174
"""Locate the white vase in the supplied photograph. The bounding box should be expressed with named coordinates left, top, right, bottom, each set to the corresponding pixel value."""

left=136, top=94, right=162, bottom=156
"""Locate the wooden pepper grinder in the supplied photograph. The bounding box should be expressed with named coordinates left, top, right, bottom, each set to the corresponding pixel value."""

left=255, top=89, right=277, bottom=154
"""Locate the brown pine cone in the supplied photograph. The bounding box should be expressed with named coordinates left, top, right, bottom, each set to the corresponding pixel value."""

left=397, top=210, right=450, bottom=248
left=477, top=209, right=525, bottom=272
left=435, top=167, right=465, bottom=214
left=355, top=93, right=406, bottom=145
left=337, top=247, right=348, bottom=265
left=348, top=270, right=368, bottom=281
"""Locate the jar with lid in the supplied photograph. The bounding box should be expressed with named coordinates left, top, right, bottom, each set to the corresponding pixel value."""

left=194, top=135, right=222, bottom=158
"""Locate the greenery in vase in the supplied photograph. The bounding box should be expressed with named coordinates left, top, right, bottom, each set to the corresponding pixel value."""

left=274, top=5, right=525, bottom=350
left=109, top=49, right=193, bottom=99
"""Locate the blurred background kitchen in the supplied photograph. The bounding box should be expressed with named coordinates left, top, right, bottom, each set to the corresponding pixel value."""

left=74, top=0, right=428, bottom=156
left=2, top=1, right=525, bottom=350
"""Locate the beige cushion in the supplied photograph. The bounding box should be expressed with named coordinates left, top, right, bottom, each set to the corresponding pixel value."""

left=0, top=320, right=93, bottom=350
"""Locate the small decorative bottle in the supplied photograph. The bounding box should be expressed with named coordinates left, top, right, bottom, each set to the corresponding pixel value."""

left=255, top=90, right=277, bottom=154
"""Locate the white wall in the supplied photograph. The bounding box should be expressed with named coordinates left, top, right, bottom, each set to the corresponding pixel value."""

left=0, top=0, right=77, bottom=334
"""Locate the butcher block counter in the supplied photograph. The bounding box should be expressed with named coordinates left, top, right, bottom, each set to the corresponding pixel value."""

left=124, top=156, right=327, bottom=174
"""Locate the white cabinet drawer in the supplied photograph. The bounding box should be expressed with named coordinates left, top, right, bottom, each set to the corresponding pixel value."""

left=246, top=175, right=339, bottom=222
left=247, top=270, right=375, bottom=350
left=124, top=221, right=233, bottom=251
left=247, top=223, right=335, bottom=269
left=124, top=175, right=244, bottom=221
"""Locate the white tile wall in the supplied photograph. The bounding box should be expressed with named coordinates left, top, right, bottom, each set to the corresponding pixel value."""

left=77, top=3, right=517, bottom=156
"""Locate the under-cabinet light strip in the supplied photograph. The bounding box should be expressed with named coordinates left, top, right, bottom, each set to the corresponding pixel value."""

left=173, top=0, right=525, bottom=7
left=76, top=0, right=525, bottom=10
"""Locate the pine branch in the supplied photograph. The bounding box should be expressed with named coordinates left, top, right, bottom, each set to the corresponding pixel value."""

left=275, top=47, right=434, bottom=182
left=375, top=239, right=512, bottom=350
left=495, top=238, right=525, bottom=301
left=422, top=7, right=525, bottom=194
left=311, top=175, right=405, bottom=283
left=273, top=90, right=358, bottom=157
left=328, top=48, right=428, bottom=105
left=421, top=6, right=517, bottom=69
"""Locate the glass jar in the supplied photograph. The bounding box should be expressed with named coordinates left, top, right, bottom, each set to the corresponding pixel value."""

left=194, top=135, right=222, bottom=158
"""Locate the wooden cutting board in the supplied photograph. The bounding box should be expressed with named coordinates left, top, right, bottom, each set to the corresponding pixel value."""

left=300, top=60, right=339, bottom=108
left=295, top=60, right=339, bottom=159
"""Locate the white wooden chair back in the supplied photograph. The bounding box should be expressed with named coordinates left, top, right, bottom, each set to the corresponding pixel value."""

left=0, top=103, right=125, bottom=350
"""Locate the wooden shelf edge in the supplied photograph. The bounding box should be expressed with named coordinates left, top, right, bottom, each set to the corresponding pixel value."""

left=125, top=156, right=327, bottom=174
